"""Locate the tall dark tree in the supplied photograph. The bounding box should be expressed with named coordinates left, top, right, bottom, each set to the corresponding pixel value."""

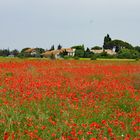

left=57, top=44, right=62, bottom=50
left=49, top=45, right=55, bottom=51
left=103, top=34, right=112, bottom=49
left=86, top=47, right=90, bottom=52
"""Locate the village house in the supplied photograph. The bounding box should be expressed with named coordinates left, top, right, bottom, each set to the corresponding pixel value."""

left=42, top=50, right=61, bottom=59
left=61, top=48, right=76, bottom=56
left=90, top=47, right=116, bottom=55
left=42, top=48, right=76, bottom=59
left=24, top=48, right=38, bottom=56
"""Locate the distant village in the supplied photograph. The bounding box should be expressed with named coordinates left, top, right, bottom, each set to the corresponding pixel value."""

left=23, top=46, right=116, bottom=59
left=0, top=34, right=140, bottom=59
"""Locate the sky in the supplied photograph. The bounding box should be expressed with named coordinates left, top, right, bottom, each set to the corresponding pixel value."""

left=0, top=0, right=140, bottom=50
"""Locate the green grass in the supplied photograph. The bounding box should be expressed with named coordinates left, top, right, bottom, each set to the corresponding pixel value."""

left=97, top=58, right=136, bottom=61
left=79, top=58, right=137, bottom=61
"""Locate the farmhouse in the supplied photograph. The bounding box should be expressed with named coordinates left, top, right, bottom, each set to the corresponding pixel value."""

left=24, top=48, right=38, bottom=56
left=42, top=50, right=61, bottom=59
left=42, top=48, right=76, bottom=58
left=90, top=48, right=116, bottom=55
left=61, top=48, right=76, bottom=56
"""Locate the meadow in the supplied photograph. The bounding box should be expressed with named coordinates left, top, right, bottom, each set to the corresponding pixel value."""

left=0, top=58, right=140, bottom=140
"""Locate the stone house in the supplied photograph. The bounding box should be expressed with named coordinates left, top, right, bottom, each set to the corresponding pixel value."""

left=90, top=47, right=116, bottom=55
left=42, top=48, right=76, bottom=58
left=24, top=48, right=38, bottom=56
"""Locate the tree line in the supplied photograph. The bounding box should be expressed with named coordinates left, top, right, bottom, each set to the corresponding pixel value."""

left=0, top=34, right=140, bottom=59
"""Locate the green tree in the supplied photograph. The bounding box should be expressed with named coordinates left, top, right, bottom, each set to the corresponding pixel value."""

left=134, top=46, right=140, bottom=53
left=117, top=48, right=139, bottom=59
left=21, top=48, right=30, bottom=53
left=2, top=49, right=10, bottom=56
left=91, top=46, right=102, bottom=50
left=72, top=45, right=85, bottom=58
left=72, top=45, right=85, bottom=51
left=18, top=48, right=31, bottom=58
left=75, top=49, right=85, bottom=57
left=103, top=34, right=112, bottom=49
left=84, top=48, right=93, bottom=58
left=59, top=49, right=68, bottom=57
left=0, top=49, right=3, bottom=56
left=57, top=44, right=62, bottom=50
left=11, top=49, right=19, bottom=56
left=49, top=45, right=55, bottom=51
left=105, top=40, right=133, bottom=52
left=35, top=48, right=45, bottom=54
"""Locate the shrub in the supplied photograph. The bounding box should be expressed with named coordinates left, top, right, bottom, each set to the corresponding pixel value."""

left=63, top=56, right=73, bottom=60
left=74, top=56, right=79, bottom=60
left=91, top=55, right=97, bottom=60
left=117, top=49, right=139, bottom=59
left=50, top=54, right=56, bottom=60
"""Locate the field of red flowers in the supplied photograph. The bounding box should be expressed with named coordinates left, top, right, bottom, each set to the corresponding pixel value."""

left=0, top=59, right=140, bottom=140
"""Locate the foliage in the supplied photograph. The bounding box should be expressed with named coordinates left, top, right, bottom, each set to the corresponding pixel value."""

left=18, top=52, right=31, bottom=58
left=74, top=56, right=79, bottom=60
left=11, top=49, right=19, bottom=56
left=35, top=48, right=45, bottom=54
left=19, top=48, right=31, bottom=58
left=72, top=45, right=85, bottom=51
left=49, top=45, right=55, bottom=51
left=0, top=49, right=10, bottom=56
left=50, top=53, right=56, bottom=60
left=117, top=48, right=140, bottom=59
left=105, top=40, right=133, bottom=52
left=84, top=48, right=94, bottom=58
left=21, top=48, right=30, bottom=53
left=72, top=45, right=85, bottom=57
left=92, top=51, right=116, bottom=59
left=90, top=55, right=97, bottom=60
left=103, top=34, right=112, bottom=49
left=75, top=49, right=85, bottom=57
left=59, top=49, right=68, bottom=57
left=63, top=55, right=73, bottom=60
left=91, top=46, right=102, bottom=50
left=134, top=46, right=140, bottom=53
left=57, top=44, right=62, bottom=50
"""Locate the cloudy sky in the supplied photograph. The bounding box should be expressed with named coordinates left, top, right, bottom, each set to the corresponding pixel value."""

left=0, top=0, right=140, bottom=50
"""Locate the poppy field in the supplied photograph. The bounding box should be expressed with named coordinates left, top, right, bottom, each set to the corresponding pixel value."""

left=0, top=59, right=140, bottom=140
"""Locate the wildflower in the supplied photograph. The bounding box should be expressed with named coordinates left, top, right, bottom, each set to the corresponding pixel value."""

left=4, top=132, right=9, bottom=140
left=77, top=130, right=83, bottom=135
left=51, top=133, right=56, bottom=137
left=108, top=127, right=112, bottom=133
left=101, top=120, right=106, bottom=125
left=90, top=138, right=97, bottom=140
left=87, top=131, right=93, bottom=135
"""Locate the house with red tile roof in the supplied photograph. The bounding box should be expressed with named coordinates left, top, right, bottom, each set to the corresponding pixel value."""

left=42, top=48, right=76, bottom=58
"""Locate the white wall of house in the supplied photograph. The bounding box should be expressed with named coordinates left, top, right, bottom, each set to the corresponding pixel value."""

left=31, top=51, right=37, bottom=56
